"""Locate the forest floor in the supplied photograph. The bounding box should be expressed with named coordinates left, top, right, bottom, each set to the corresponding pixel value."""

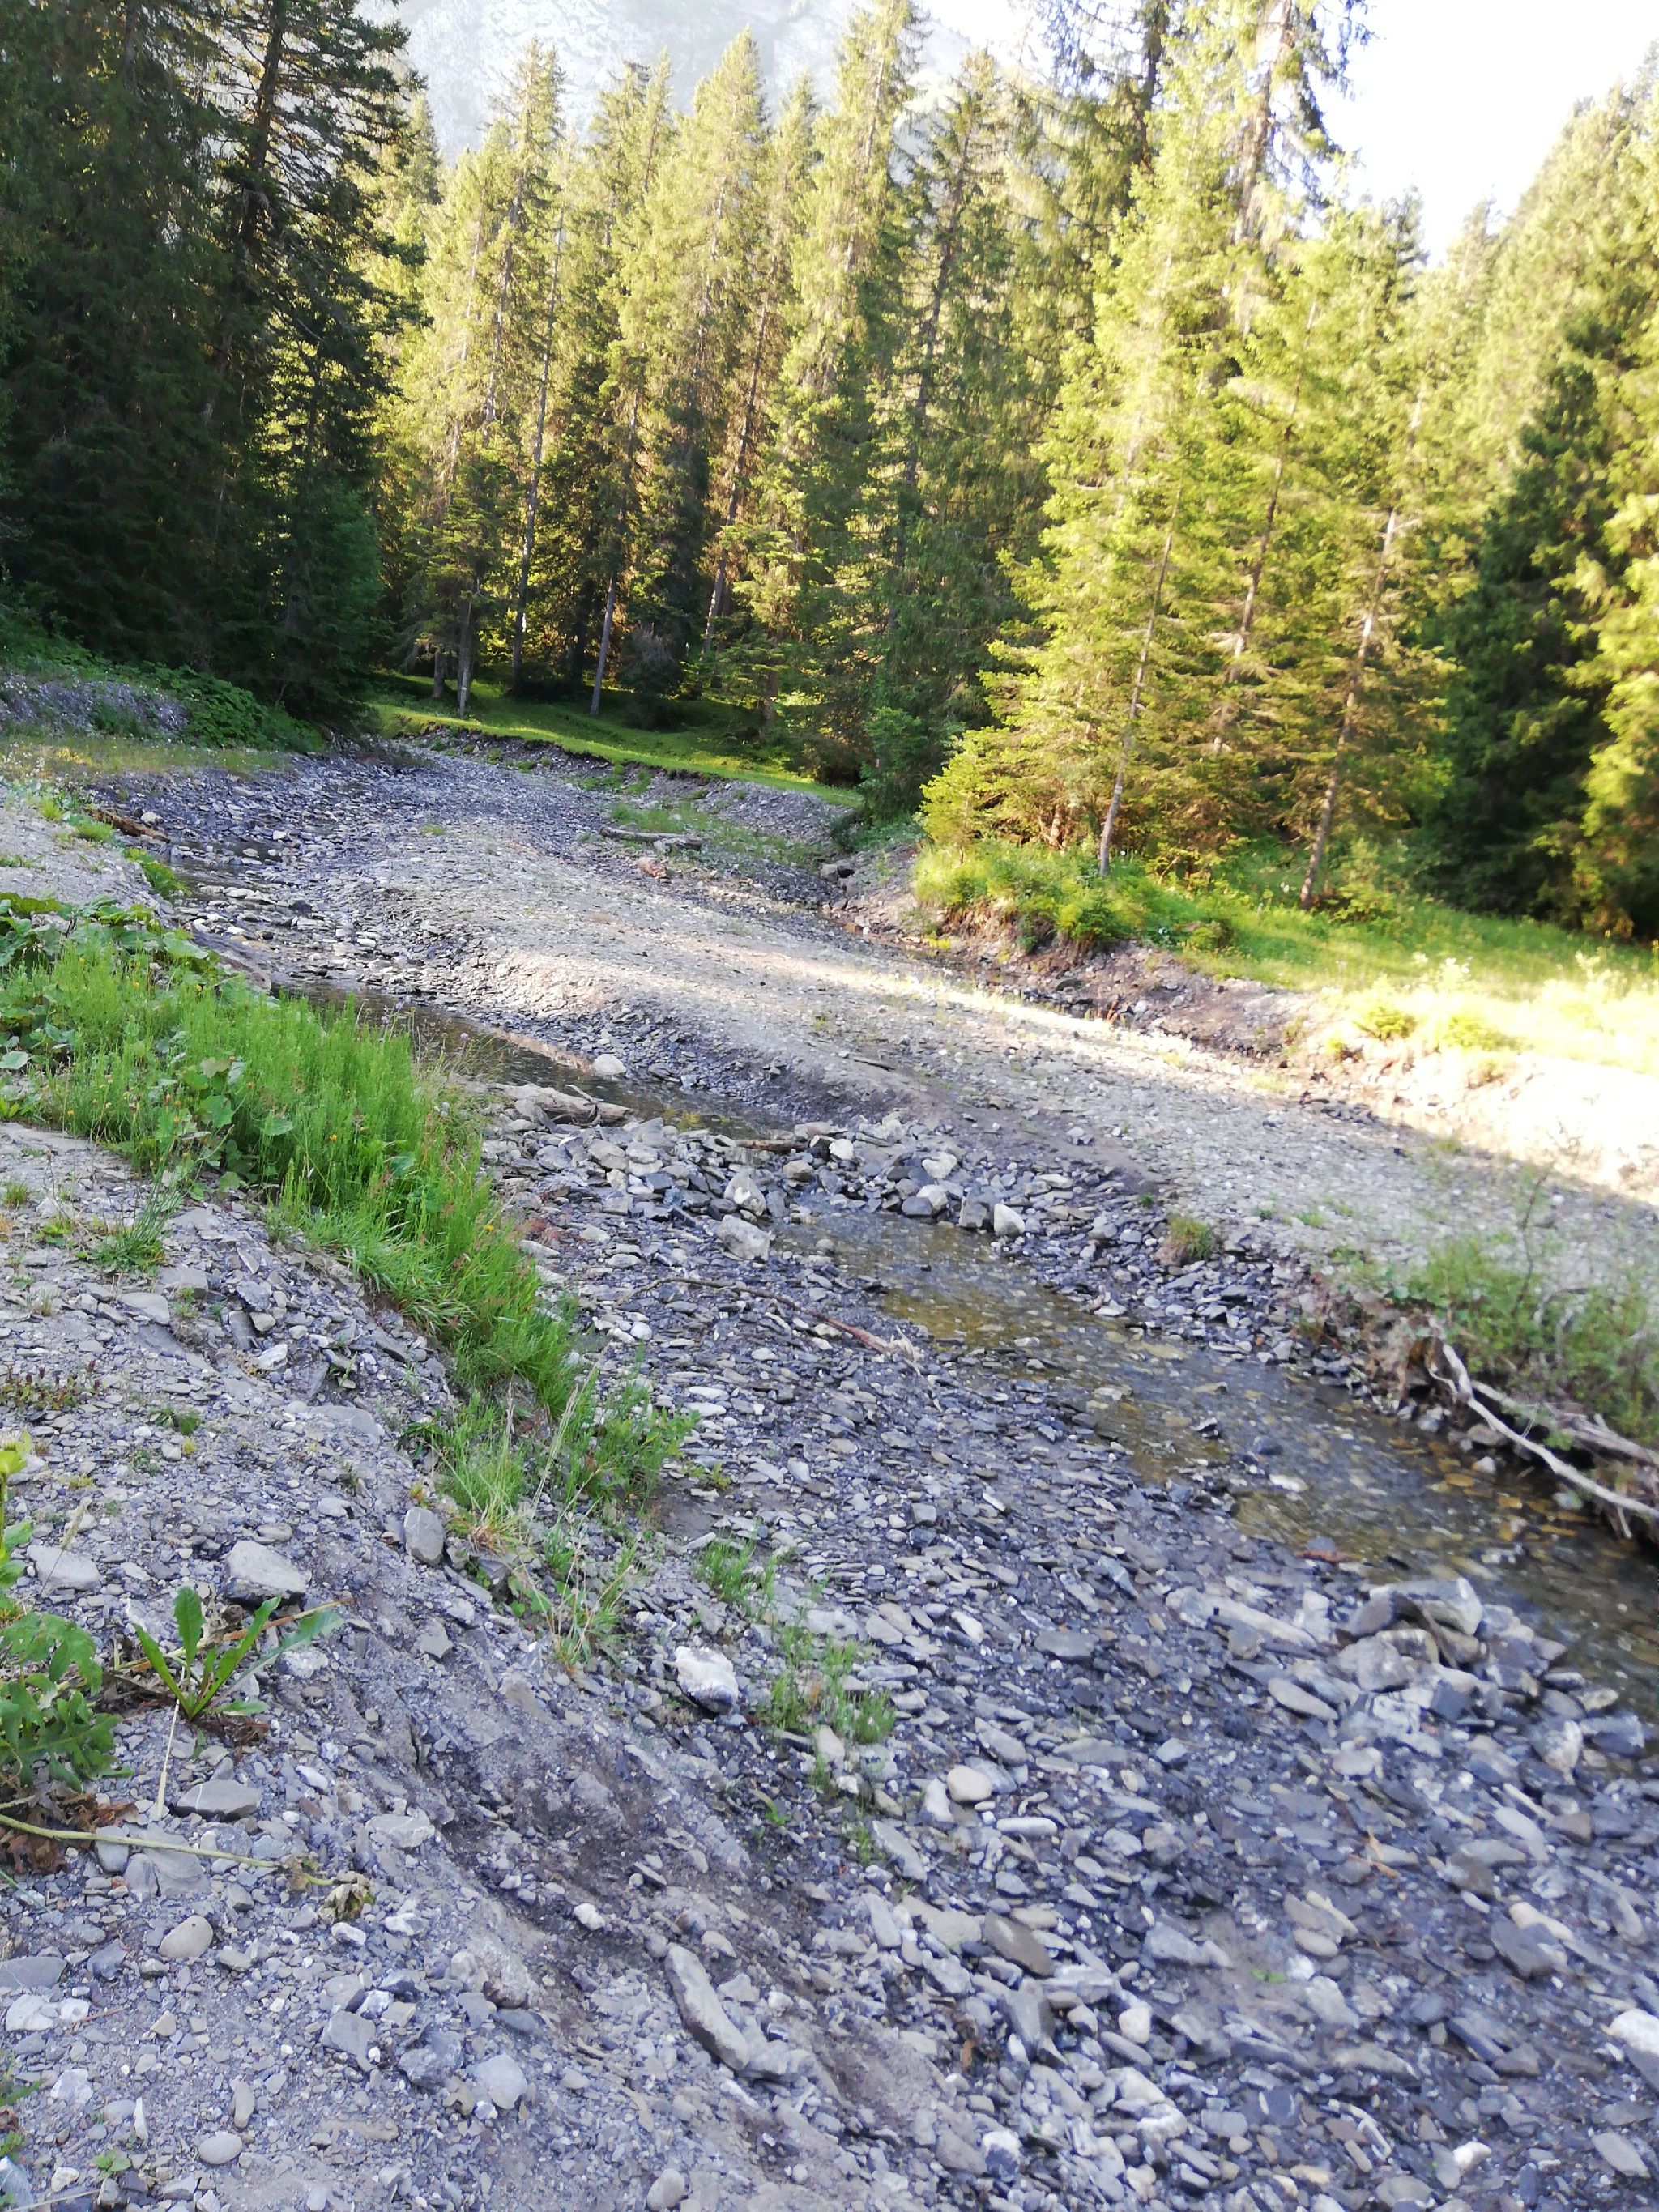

left=0, top=731, right=1655, bottom=2212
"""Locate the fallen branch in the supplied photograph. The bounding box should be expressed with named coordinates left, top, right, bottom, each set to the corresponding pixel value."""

left=650, top=1271, right=921, bottom=1366
left=1427, top=1337, right=1659, bottom=1535
left=1470, top=1379, right=1659, bottom=1475
left=600, top=827, right=703, bottom=850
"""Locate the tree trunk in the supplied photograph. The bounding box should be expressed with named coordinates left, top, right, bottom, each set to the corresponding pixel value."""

left=510, top=224, right=566, bottom=689
left=456, top=600, right=477, bottom=718
left=1218, top=297, right=1316, bottom=739
left=591, top=575, right=620, bottom=714
left=1098, top=505, right=1179, bottom=874
left=431, top=653, right=448, bottom=702
left=1298, top=512, right=1397, bottom=909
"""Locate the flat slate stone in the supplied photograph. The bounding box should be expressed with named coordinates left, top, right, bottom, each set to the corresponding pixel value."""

left=1034, top=1628, right=1098, bottom=1663
left=0, top=1954, right=64, bottom=1993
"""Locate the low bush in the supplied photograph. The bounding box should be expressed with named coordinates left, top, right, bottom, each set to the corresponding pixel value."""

left=1405, top=1238, right=1658, bottom=1448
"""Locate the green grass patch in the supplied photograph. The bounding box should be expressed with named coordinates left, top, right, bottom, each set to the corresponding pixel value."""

left=1160, top=1214, right=1218, bottom=1266
left=1401, top=1237, right=1658, bottom=1449
left=762, top=1606, right=895, bottom=1747
left=915, top=834, right=1659, bottom=1076
left=0, top=902, right=674, bottom=1502
left=369, top=671, right=826, bottom=795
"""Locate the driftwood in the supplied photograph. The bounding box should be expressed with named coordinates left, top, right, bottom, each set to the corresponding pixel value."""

left=600, top=826, right=703, bottom=850
left=1427, top=1337, right=1659, bottom=1535
left=1472, top=1379, right=1659, bottom=1475
left=89, top=804, right=150, bottom=837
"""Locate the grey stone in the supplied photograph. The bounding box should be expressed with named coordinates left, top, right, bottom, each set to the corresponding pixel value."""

left=714, top=1213, right=771, bottom=1264
left=322, top=2009, right=380, bottom=2065
left=119, top=1290, right=173, bottom=1328
left=157, top=1915, right=214, bottom=1963
left=399, top=2032, right=461, bottom=2092
left=224, top=1539, right=307, bottom=1600
left=1034, top=1628, right=1098, bottom=1663
left=24, top=1542, right=100, bottom=1592
left=646, top=2173, right=689, bottom=2212
left=174, top=1778, right=261, bottom=1822
left=471, top=2052, right=527, bottom=2110
left=0, top=1955, right=64, bottom=1994
left=991, top=1204, right=1026, bottom=1238
left=1268, top=1677, right=1336, bottom=1723
left=983, top=1912, right=1052, bottom=1979
left=403, top=1507, right=446, bottom=1565
left=1592, top=2131, right=1650, bottom=2180
left=664, top=1943, right=748, bottom=2072
left=197, top=2132, right=242, bottom=2167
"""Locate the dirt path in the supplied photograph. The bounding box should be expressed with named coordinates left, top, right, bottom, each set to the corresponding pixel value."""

left=131, top=748, right=1654, bottom=1303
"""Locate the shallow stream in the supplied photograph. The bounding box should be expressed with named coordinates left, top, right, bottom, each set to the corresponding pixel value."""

left=176, top=832, right=1659, bottom=1711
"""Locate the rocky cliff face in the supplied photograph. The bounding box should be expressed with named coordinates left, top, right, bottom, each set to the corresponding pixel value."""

left=391, top=0, right=987, bottom=151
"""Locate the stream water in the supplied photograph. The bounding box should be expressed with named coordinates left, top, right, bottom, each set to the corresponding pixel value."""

left=173, top=834, right=1659, bottom=1711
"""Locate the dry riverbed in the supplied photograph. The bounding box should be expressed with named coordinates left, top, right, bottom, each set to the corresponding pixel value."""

left=0, top=750, right=1651, bottom=2212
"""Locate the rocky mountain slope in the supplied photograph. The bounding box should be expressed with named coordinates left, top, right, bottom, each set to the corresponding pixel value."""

left=391, top=0, right=997, bottom=151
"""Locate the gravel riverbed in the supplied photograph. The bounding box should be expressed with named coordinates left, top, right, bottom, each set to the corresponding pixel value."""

left=0, top=751, right=1648, bottom=2212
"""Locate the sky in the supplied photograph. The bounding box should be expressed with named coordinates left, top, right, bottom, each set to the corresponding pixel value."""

left=1330, top=0, right=1657, bottom=254
left=941, top=0, right=1656, bottom=259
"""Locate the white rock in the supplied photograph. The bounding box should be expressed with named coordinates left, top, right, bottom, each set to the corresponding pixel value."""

left=675, top=1644, right=739, bottom=1712
left=224, top=1540, right=307, bottom=1599
left=198, top=2130, right=242, bottom=2167
left=945, top=1764, right=993, bottom=1806
left=366, top=1809, right=434, bottom=1852
left=591, top=1053, right=626, bottom=1079
left=714, top=1213, right=771, bottom=1264
left=991, top=1204, right=1026, bottom=1238
left=3, top=1995, right=54, bottom=2032
left=1117, top=2000, right=1153, bottom=2045
left=1610, top=2008, right=1659, bottom=2061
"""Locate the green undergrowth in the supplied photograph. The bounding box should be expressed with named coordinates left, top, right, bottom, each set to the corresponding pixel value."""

left=0, top=900, right=676, bottom=1505
left=370, top=671, right=825, bottom=794
left=0, top=608, right=322, bottom=763
left=915, top=835, right=1659, bottom=1076
left=1400, top=1236, right=1658, bottom=1451
left=694, top=1536, right=895, bottom=1749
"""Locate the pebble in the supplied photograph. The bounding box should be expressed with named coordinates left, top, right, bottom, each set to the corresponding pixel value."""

left=156, top=1916, right=214, bottom=1963
left=197, top=2131, right=242, bottom=2167
left=646, top=2172, right=688, bottom=2212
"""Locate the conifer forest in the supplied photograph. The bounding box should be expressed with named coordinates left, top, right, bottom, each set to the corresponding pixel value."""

left=3, top=0, right=1659, bottom=940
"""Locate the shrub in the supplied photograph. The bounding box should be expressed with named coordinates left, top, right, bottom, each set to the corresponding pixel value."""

left=1354, top=994, right=1417, bottom=1041
left=1431, top=1009, right=1512, bottom=1052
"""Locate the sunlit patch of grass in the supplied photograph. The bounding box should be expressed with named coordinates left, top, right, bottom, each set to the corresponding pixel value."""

left=369, top=671, right=825, bottom=794
left=914, top=834, right=1659, bottom=1078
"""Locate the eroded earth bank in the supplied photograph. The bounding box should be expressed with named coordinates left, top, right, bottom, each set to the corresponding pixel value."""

left=1, top=744, right=1657, bottom=2212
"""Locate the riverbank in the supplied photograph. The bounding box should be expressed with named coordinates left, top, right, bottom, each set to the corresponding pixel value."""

left=0, top=752, right=1653, bottom=2210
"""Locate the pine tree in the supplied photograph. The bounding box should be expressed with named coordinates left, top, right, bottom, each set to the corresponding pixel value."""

left=928, top=0, right=1359, bottom=864
left=735, top=0, right=921, bottom=765
left=697, top=76, right=815, bottom=665
left=604, top=34, right=770, bottom=704
left=398, top=41, right=563, bottom=713
left=0, top=2, right=224, bottom=662
left=1424, top=87, right=1657, bottom=921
